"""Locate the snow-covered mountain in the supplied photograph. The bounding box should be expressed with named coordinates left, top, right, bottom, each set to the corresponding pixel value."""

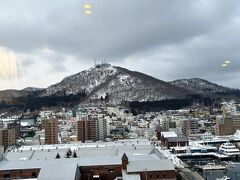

left=1, top=64, right=237, bottom=106
left=170, top=78, right=232, bottom=94
left=41, top=64, right=189, bottom=104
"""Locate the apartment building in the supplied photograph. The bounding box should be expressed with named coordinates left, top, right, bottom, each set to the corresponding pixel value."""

left=44, top=119, right=58, bottom=144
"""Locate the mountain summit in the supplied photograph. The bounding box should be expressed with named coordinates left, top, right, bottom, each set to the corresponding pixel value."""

left=41, top=64, right=189, bottom=104
left=170, top=78, right=232, bottom=94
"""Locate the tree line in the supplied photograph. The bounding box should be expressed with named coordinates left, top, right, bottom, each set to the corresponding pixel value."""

left=0, top=91, right=87, bottom=111
left=129, top=95, right=214, bottom=114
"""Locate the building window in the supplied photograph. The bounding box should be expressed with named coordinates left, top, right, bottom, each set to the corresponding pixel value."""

left=32, top=172, right=37, bottom=178
left=109, top=169, right=115, bottom=173
left=4, top=174, right=10, bottom=178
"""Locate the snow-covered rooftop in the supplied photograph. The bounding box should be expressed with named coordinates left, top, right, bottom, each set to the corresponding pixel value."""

left=161, top=131, right=178, bottom=138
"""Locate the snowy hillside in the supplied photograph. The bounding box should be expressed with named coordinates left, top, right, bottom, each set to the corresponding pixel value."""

left=170, top=78, right=232, bottom=94
left=1, top=65, right=237, bottom=106
left=42, top=64, right=117, bottom=96
left=41, top=64, right=189, bottom=104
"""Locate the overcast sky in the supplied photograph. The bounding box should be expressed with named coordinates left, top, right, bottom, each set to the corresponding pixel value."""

left=0, top=0, right=240, bottom=90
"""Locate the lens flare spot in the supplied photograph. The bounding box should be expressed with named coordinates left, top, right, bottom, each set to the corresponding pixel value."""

left=225, top=60, right=231, bottom=64
left=0, top=47, right=19, bottom=80
left=85, top=10, right=92, bottom=15
left=84, top=4, right=91, bottom=9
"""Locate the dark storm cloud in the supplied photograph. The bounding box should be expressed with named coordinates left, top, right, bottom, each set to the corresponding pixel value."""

left=0, top=0, right=240, bottom=88
left=0, top=0, right=239, bottom=57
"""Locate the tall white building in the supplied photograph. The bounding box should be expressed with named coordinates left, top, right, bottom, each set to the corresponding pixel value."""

left=96, top=114, right=107, bottom=141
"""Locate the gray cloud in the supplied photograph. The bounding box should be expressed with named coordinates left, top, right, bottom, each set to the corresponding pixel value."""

left=0, top=0, right=240, bottom=89
left=21, top=58, right=35, bottom=67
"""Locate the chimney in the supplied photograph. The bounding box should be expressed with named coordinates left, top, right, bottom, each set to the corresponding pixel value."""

left=121, top=153, right=128, bottom=170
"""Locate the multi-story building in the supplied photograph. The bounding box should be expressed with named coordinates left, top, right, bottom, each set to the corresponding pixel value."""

left=0, top=121, right=19, bottom=151
left=76, top=111, right=108, bottom=142
left=232, top=115, right=240, bottom=129
left=0, top=128, right=17, bottom=151
left=221, top=101, right=237, bottom=117
left=160, top=116, right=170, bottom=131
left=181, top=118, right=199, bottom=138
left=214, top=115, right=224, bottom=135
left=96, top=114, right=107, bottom=141
left=199, top=132, right=213, bottom=141
left=76, top=115, right=97, bottom=142
left=7, top=120, right=20, bottom=140
left=44, top=119, right=58, bottom=144
left=215, top=115, right=240, bottom=136
left=145, top=128, right=156, bottom=139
